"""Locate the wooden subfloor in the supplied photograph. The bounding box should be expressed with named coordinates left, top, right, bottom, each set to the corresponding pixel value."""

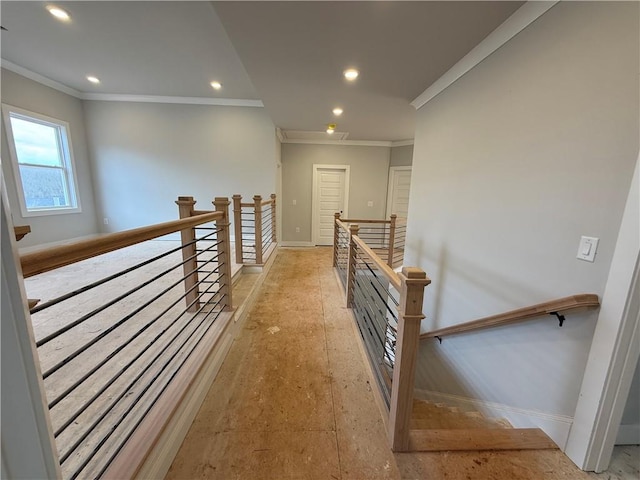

left=166, top=247, right=601, bottom=480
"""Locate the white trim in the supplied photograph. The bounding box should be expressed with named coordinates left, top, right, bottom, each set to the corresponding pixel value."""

left=0, top=171, right=62, bottom=479
left=312, top=164, right=350, bottom=246
left=411, top=1, right=558, bottom=110
left=386, top=166, right=412, bottom=218
left=1, top=60, right=263, bottom=107
left=414, top=389, right=573, bottom=449
left=282, top=138, right=393, bottom=147
left=2, top=104, right=83, bottom=217
left=279, top=241, right=315, bottom=247
left=82, top=93, right=263, bottom=107
left=566, top=155, right=640, bottom=471
left=616, top=424, right=640, bottom=445
left=391, top=140, right=414, bottom=147
left=2, top=59, right=83, bottom=98
left=276, top=127, right=285, bottom=143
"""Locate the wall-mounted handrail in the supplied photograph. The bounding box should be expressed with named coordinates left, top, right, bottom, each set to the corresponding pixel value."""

left=421, top=294, right=600, bottom=341
left=20, top=211, right=222, bottom=278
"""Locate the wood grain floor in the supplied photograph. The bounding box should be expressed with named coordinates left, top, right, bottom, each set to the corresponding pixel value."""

left=166, top=247, right=610, bottom=480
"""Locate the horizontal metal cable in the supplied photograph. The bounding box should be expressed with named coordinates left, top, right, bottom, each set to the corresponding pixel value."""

left=40, top=245, right=221, bottom=378
left=35, top=238, right=218, bottom=349
left=30, top=231, right=216, bottom=316
left=355, top=252, right=400, bottom=308
left=66, top=295, right=225, bottom=479
left=91, top=299, right=224, bottom=479
left=59, top=277, right=225, bottom=465
left=48, top=262, right=219, bottom=420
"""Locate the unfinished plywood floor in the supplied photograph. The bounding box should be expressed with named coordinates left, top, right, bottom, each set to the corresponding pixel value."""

left=166, top=247, right=603, bottom=480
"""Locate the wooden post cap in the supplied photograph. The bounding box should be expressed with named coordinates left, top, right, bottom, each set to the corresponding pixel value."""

left=232, top=194, right=242, bottom=199
left=349, top=224, right=359, bottom=234
left=253, top=195, right=262, bottom=201
left=402, top=267, right=432, bottom=285
left=175, top=196, right=196, bottom=206
left=270, top=193, right=276, bottom=199
left=334, top=212, right=341, bottom=219
left=213, top=197, right=230, bottom=207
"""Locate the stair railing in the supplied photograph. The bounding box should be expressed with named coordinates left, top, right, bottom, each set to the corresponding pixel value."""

left=342, top=220, right=431, bottom=452
left=232, top=193, right=277, bottom=265
left=19, top=195, right=234, bottom=479
left=333, top=212, right=405, bottom=269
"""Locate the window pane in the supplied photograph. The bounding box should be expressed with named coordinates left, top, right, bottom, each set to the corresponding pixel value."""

left=10, top=115, right=64, bottom=167
left=18, top=165, right=70, bottom=209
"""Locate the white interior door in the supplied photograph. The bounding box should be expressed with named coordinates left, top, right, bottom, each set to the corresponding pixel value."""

left=386, top=167, right=412, bottom=219
left=313, top=165, right=349, bottom=246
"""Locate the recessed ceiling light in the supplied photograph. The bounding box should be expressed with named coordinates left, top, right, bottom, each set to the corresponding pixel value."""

left=332, top=108, right=343, bottom=116
left=86, top=76, right=100, bottom=84
left=46, top=5, right=71, bottom=21
left=343, top=69, right=359, bottom=81
left=210, top=81, right=222, bottom=90
left=327, top=123, right=336, bottom=134
left=326, top=128, right=335, bottom=134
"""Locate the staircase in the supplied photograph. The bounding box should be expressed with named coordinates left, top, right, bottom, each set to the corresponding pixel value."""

left=408, top=398, right=558, bottom=452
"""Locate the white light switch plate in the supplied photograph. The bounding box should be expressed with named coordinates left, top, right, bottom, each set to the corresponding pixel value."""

left=577, top=236, right=599, bottom=262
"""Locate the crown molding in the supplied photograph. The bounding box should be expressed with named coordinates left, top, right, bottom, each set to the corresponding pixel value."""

left=82, top=93, right=263, bottom=107
left=1, top=59, right=83, bottom=98
left=275, top=127, right=285, bottom=142
left=391, top=139, right=414, bottom=147
left=411, top=1, right=558, bottom=110
left=281, top=138, right=393, bottom=147
left=1, top=60, right=263, bottom=107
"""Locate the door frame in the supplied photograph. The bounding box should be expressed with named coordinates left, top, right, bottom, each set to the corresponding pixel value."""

left=312, top=164, right=350, bottom=246
left=386, top=166, right=412, bottom=218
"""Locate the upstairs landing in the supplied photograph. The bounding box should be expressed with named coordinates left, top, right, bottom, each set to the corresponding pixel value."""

left=167, top=247, right=593, bottom=479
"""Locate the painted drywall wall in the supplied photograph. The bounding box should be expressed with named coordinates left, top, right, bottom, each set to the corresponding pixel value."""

left=406, top=0, right=639, bottom=432
left=0, top=69, right=99, bottom=247
left=280, top=143, right=390, bottom=244
left=390, top=144, right=413, bottom=167
left=83, top=101, right=276, bottom=233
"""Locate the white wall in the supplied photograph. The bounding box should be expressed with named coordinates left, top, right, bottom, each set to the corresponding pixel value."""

left=0, top=69, right=99, bottom=247
left=280, top=143, right=390, bottom=243
left=406, top=0, right=639, bottom=439
left=83, top=100, right=277, bottom=233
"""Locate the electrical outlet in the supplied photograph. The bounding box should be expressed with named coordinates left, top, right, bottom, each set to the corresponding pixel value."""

left=292, top=199, right=297, bottom=206
left=367, top=201, right=373, bottom=207
left=103, top=217, right=109, bottom=225
left=295, top=227, right=300, bottom=233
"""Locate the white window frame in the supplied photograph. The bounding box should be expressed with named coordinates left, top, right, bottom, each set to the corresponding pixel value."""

left=2, top=104, right=82, bottom=217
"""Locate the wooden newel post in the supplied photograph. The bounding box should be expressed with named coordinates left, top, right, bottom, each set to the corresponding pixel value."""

left=388, top=267, right=431, bottom=452
left=214, top=197, right=233, bottom=311
left=387, top=214, right=397, bottom=268
left=232, top=195, right=243, bottom=265
left=254, top=195, right=263, bottom=264
left=333, top=212, right=341, bottom=267
left=346, top=223, right=360, bottom=306
left=270, top=194, right=277, bottom=243
left=175, top=196, right=200, bottom=312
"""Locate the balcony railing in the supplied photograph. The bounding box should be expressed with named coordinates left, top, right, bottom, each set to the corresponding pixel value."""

left=334, top=217, right=430, bottom=451
left=232, top=194, right=277, bottom=265
left=19, top=195, right=241, bottom=478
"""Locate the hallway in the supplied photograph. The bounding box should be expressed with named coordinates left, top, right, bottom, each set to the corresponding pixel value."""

left=166, top=247, right=592, bottom=479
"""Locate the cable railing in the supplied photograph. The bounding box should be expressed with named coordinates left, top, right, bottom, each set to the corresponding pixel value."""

left=20, top=196, right=234, bottom=479
left=335, top=219, right=431, bottom=452
left=332, top=212, right=405, bottom=270
left=232, top=194, right=277, bottom=265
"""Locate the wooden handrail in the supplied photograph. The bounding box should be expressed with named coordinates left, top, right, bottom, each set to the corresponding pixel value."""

left=421, top=294, right=600, bottom=340
left=352, top=235, right=401, bottom=291
left=20, top=211, right=222, bottom=278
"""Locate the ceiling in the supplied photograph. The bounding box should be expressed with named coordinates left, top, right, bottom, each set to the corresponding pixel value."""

left=0, top=1, right=523, bottom=142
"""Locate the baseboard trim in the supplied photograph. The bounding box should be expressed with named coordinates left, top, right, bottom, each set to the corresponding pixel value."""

left=279, top=241, right=315, bottom=247
left=414, top=389, right=573, bottom=450
left=616, top=424, right=640, bottom=445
